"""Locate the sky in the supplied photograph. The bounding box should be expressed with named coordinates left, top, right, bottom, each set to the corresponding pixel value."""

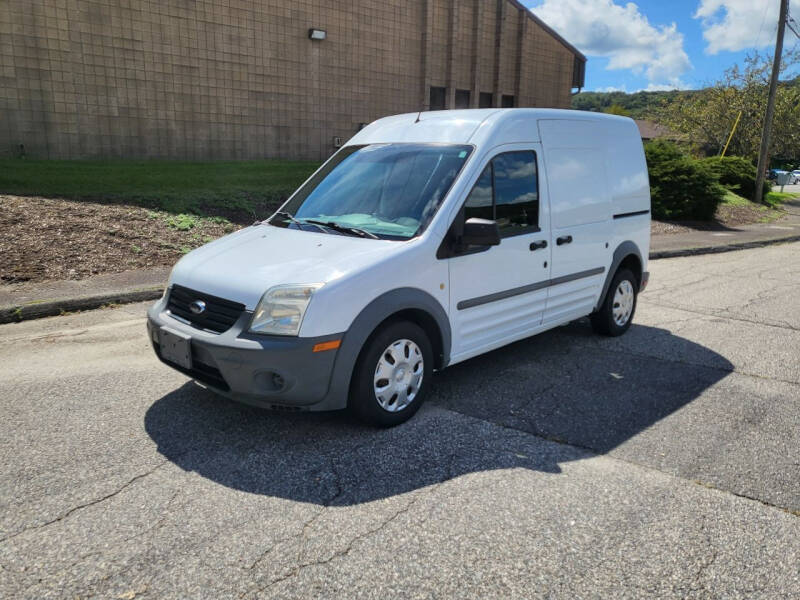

left=522, top=0, right=800, bottom=92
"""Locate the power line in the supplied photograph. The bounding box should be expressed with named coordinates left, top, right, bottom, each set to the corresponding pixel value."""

left=755, top=2, right=771, bottom=47
left=788, top=13, right=800, bottom=41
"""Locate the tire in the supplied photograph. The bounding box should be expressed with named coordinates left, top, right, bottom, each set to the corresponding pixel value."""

left=349, top=320, right=433, bottom=427
left=590, top=268, right=638, bottom=336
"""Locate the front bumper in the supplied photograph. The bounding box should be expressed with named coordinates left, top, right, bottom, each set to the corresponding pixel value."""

left=147, top=296, right=346, bottom=411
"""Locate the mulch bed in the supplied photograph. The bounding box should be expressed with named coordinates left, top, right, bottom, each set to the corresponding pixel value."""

left=652, top=201, right=786, bottom=235
left=715, top=202, right=779, bottom=227
left=650, top=221, right=696, bottom=235
left=1, top=195, right=238, bottom=284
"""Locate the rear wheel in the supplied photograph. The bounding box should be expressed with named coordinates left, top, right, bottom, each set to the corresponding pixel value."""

left=590, top=268, right=638, bottom=336
left=349, top=321, right=433, bottom=427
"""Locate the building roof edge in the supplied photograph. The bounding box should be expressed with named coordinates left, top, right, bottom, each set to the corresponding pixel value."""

left=506, top=0, right=587, bottom=63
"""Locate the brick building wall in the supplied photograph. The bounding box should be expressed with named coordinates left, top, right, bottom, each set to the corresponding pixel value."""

left=0, top=0, right=585, bottom=161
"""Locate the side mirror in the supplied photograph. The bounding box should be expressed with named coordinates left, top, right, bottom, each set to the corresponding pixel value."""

left=461, top=217, right=500, bottom=247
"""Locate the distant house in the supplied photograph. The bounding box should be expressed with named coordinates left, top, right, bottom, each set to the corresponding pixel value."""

left=635, top=120, right=680, bottom=142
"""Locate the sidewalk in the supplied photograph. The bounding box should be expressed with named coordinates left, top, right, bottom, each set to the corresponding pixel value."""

left=0, top=267, right=169, bottom=323
left=650, top=197, right=800, bottom=258
left=2, top=201, right=800, bottom=323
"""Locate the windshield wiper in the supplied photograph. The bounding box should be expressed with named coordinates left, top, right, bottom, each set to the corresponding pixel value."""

left=302, top=219, right=380, bottom=240
left=272, top=211, right=326, bottom=233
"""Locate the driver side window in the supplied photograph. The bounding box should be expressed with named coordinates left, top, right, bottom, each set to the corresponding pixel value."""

left=463, top=151, right=539, bottom=237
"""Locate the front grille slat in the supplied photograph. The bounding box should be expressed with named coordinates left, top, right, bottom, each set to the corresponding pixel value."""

left=170, top=310, right=232, bottom=331
left=170, top=288, right=242, bottom=309
left=204, top=305, right=243, bottom=319
left=166, top=285, right=245, bottom=334
left=170, top=287, right=242, bottom=308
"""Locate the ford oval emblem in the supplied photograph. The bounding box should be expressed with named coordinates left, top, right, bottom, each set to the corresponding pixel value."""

left=189, top=300, right=206, bottom=315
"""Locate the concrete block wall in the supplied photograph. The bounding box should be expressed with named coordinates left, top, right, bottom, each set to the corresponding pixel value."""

left=0, top=0, right=584, bottom=160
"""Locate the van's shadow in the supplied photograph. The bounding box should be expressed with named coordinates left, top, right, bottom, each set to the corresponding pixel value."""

left=144, top=322, right=733, bottom=505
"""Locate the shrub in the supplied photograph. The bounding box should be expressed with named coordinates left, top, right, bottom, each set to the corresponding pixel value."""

left=645, top=141, right=726, bottom=220
left=700, top=155, right=770, bottom=199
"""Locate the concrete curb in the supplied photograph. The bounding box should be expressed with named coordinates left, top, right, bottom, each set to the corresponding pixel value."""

left=650, top=234, right=800, bottom=260
left=0, top=287, right=163, bottom=324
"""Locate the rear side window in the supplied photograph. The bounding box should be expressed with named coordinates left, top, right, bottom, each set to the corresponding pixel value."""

left=464, top=151, right=539, bottom=237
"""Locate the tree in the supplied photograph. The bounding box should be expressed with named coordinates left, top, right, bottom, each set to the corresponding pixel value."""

left=657, top=50, right=800, bottom=162
left=645, top=140, right=726, bottom=220
left=603, top=103, right=631, bottom=116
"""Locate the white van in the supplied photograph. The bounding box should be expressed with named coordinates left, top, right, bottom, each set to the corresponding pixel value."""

left=147, top=109, right=651, bottom=426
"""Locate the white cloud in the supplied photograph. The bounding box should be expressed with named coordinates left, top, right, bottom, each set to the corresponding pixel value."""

left=592, top=82, right=689, bottom=93
left=527, top=0, right=691, bottom=86
left=594, top=85, right=629, bottom=93
left=641, top=82, right=690, bottom=91
left=695, top=0, right=800, bottom=54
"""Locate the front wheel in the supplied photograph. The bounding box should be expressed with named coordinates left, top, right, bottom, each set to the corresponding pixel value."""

left=590, top=268, right=638, bottom=336
left=349, top=321, right=433, bottom=427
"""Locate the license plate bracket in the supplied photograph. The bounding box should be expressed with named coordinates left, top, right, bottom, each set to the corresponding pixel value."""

left=158, top=327, right=192, bottom=370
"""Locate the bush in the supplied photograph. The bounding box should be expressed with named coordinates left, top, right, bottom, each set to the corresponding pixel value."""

left=645, top=141, right=726, bottom=220
left=700, top=155, right=771, bottom=199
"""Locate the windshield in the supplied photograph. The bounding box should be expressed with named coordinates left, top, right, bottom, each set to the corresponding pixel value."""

left=271, top=143, right=473, bottom=240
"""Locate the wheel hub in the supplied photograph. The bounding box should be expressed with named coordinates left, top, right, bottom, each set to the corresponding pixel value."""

left=612, top=280, right=635, bottom=326
left=373, top=339, right=424, bottom=412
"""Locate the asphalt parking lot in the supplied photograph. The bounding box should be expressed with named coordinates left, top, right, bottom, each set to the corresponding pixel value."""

left=1, top=243, right=799, bottom=599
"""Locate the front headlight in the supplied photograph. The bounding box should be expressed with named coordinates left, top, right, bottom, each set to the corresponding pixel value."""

left=249, top=284, right=324, bottom=336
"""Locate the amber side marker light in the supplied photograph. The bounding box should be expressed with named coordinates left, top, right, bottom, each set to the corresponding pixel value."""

left=313, top=339, right=341, bottom=353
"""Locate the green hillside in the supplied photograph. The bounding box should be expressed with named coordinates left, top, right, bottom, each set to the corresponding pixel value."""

left=571, top=89, right=702, bottom=119
left=572, top=77, right=800, bottom=120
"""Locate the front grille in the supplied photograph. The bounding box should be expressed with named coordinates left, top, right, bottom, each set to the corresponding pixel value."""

left=167, top=285, right=245, bottom=334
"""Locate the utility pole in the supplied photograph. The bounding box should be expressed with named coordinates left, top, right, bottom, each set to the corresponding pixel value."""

left=755, top=0, right=789, bottom=204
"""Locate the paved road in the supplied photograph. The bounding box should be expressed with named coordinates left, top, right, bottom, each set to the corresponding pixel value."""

left=777, top=182, right=800, bottom=194
left=1, top=244, right=799, bottom=599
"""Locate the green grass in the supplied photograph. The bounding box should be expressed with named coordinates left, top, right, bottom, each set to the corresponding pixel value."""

left=723, top=189, right=797, bottom=210
left=719, top=189, right=788, bottom=224
left=0, top=159, right=320, bottom=223
left=164, top=213, right=201, bottom=231
left=764, top=190, right=797, bottom=207
left=722, top=190, right=751, bottom=206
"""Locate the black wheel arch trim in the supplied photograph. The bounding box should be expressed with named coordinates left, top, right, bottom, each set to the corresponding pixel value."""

left=595, top=241, right=644, bottom=312
left=325, top=287, right=452, bottom=408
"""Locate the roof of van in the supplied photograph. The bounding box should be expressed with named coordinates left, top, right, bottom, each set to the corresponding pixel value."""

left=348, top=109, right=635, bottom=148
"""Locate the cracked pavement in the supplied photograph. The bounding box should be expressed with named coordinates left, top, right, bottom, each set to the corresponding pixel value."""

left=1, top=243, right=799, bottom=598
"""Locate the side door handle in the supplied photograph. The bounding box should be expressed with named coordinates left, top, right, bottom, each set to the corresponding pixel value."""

left=529, top=240, right=548, bottom=251
left=556, top=235, right=573, bottom=246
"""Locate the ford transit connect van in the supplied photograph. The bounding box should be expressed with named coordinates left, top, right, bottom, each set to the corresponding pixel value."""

left=147, top=109, right=651, bottom=426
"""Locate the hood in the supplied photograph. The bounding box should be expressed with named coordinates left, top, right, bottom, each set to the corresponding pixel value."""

left=169, top=224, right=399, bottom=310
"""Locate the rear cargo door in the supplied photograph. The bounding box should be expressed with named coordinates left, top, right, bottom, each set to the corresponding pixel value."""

left=538, top=120, right=612, bottom=325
